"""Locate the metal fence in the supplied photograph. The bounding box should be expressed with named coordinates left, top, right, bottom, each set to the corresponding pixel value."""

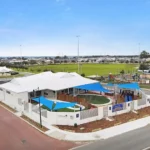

left=103, top=106, right=108, bottom=118
left=80, top=108, right=98, bottom=120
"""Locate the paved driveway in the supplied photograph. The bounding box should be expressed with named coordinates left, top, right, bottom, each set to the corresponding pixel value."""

left=0, top=106, right=76, bottom=150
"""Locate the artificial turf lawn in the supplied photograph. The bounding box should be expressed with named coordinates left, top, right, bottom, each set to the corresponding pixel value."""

left=77, top=94, right=110, bottom=104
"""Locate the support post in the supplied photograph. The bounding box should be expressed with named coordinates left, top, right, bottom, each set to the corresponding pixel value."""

left=39, top=96, right=42, bottom=128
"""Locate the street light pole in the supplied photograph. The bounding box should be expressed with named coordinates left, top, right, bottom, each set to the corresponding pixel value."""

left=33, top=87, right=42, bottom=128
left=76, top=35, right=80, bottom=74
left=138, top=43, right=140, bottom=65
left=20, top=45, right=22, bottom=66
left=39, top=94, right=42, bottom=128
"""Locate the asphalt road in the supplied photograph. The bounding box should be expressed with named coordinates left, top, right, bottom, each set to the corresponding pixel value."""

left=0, top=106, right=76, bottom=150
left=74, top=125, right=150, bottom=150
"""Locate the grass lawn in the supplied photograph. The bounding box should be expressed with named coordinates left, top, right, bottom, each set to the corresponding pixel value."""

left=0, top=74, right=24, bottom=78
left=77, top=94, right=110, bottom=104
left=140, top=84, right=150, bottom=89
left=13, top=63, right=138, bottom=76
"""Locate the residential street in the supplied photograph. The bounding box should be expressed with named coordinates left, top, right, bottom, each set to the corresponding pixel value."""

left=74, top=125, right=150, bottom=150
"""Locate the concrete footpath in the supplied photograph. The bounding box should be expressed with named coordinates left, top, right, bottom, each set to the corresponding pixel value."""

left=45, top=116, right=150, bottom=141
left=2, top=103, right=150, bottom=142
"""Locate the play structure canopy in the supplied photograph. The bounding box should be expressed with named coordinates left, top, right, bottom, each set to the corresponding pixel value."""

left=32, top=96, right=54, bottom=110
left=32, top=96, right=77, bottom=111
left=53, top=102, right=77, bottom=110
left=117, top=82, right=140, bottom=90
left=106, top=82, right=140, bottom=90
left=74, top=82, right=110, bottom=93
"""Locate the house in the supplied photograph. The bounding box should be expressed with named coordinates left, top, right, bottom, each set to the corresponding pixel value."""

left=0, top=71, right=98, bottom=111
left=0, top=66, right=13, bottom=76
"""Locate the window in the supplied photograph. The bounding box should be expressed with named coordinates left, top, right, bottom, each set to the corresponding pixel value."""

left=30, top=92, right=34, bottom=97
left=44, top=92, right=48, bottom=96
left=36, top=91, right=41, bottom=97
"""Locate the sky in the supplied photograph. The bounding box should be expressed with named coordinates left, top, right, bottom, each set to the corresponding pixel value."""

left=0, top=0, right=150, bottom=56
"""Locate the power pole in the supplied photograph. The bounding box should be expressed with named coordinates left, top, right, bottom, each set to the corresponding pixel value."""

left=76, top=35, right=80, bottom=74
left=138, top=43, right=140, bottom=65
left=20, top=45, right=22, bottom=66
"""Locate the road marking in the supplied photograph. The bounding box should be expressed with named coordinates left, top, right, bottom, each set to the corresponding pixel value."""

left=142, top=146, right=150, bottom=150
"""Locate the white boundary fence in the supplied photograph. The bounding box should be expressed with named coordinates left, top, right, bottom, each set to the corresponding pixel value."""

left=1, top=92, right=150, bottom=126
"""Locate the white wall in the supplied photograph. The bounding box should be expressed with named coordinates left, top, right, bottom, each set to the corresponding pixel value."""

left=42, top=90, right=55, bottom=99
left=1, top=86, right=150, bottom=127
left=18, top=92, right=29, bottom=102
left=0, top=89, right=5, bottom=101
left=107, top=102, right=132, bottom=117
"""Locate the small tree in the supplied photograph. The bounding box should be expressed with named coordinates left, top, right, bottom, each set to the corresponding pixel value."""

left=81, top=73, right=85, bottom=77
left=43, top=69, right=48, bottom=72
left=139, top=63, right=149, bottom=70
left=140, top=50, right=150, bottom=59
left=120, top=70, right=125, bottom=74
left=37, top=68, right=41, bottom=72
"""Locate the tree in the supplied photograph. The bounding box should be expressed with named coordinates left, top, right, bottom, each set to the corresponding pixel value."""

left=125, top=60, right=129, bottom=63
left=41, top=60, right=45, bottom=65
left=81, top=73, right=85, bottom=77
left=37, top=68, right=41, bottom=72
left=63, top=55, right=68, bottom=59
left=30, top=60, right=37, bottom=65
left=55, top=56, right=60, bottom=59
left=120, top=70, right=125, bottom=74
left=140, top=50, right=150, bottom=59
left=43, top=69, right=48, bottom=72
left=139, top=63, right=149, bottom=70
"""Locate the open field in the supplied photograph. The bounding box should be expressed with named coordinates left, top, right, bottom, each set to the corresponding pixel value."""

left=14, top=63, right=138, bottom=76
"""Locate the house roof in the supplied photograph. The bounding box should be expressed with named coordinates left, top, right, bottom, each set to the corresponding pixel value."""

left=0, top=66, right=12, bottom=73
left=0, top=71, right=98, bottom=93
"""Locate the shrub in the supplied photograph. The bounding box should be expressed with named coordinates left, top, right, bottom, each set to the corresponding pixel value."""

left=74, top=123, right=78, bottom=128
left=81, top=73, right=85, bottom=77
left=37, top=69, right=41, bottom=72
left=43, top=69, right=48, bottom=72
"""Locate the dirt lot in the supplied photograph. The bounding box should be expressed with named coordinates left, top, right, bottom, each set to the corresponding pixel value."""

left=0, top=105, right=77, bottom=150
left=57, top=106, right=150, bottom=133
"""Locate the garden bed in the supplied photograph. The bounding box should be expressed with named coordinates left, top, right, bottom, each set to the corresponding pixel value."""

left=0, top=101, right=17, bottom=113
left=21, top=115, right=48, bottom=132
left=57, top=106, right=150, bottom=133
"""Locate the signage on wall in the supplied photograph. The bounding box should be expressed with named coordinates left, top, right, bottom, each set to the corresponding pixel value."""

left=112, top=103, right=123, bottom=112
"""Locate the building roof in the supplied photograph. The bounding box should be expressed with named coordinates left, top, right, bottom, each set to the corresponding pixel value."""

left=0, top=66, right=12, bottom=73
left=0, top=71, right=98, bottom=93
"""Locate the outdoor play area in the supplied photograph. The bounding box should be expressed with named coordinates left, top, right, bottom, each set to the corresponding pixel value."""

left=0, top=71, right=149, bottom=134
